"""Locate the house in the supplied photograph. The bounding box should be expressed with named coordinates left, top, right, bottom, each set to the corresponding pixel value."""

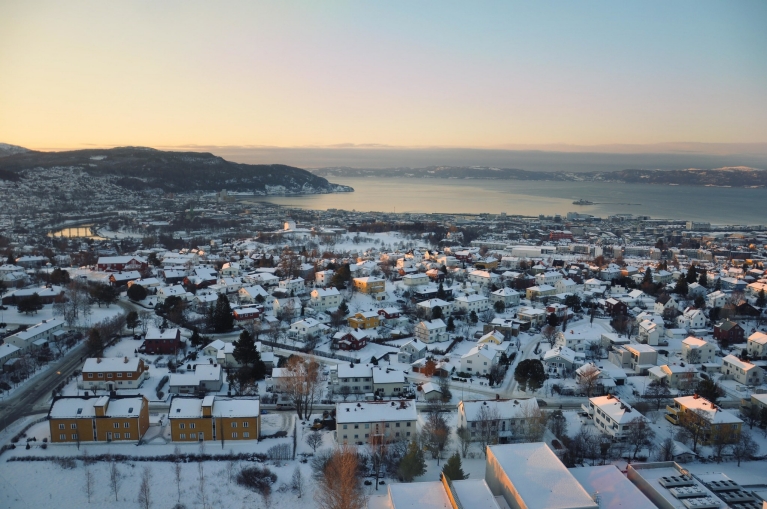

left=455, top=294, right=490, bottom=313
left=608, top=344, right=657, bottom=374
left=398, top=339, right=428, bottom=364
left=372, top=367, right=407, bottom=396
left=278, top=277, right=305, bottom=294
left=525, top=284, right=557, bottom=301
left=271, top=296, right=302, bottom=318
left=156, top=285, right=190, bottom=303
left=402, top=273, right=430, bottom=287
left=96, top=256, right=148, bottom=272
left=637, top=319, right=660, bottom=346
left=535, top=271, right=563, bottom=286
left=489, top=287, right=520, bottom=307
left=310, top=287, right=342, bottom=312
left=485, top=443, right=598, bottom=509
left=747, top=331, right=767, bottom=359
left=457, top=399, right=539, bottom=443
left=676, top=307, right=706, bottom=330
left=347, top=311, right=381, bottom=330
left=238, top=285, right=269, bottom=304
left=108, top=271, right=142, bottom=287
left=555, top=278, right=582, bottom=294
left=555, top=326, right=600, bottom=353
left=169, top=396, right=260, bottom=442
left=168, top=363, right=224, bottom=394
left=739, top=393, right=767, bottom=419
left=604, top=298, right=628, bottom=317
left=469, top=270, right=500, bottom=288
left=353, top=276, right=386, bottom=300
left=460, top=344, right=499, bottom=375
left=648, top=364, right=698, bottom=390
left=335, top=363, right=374, bottom=395
left=414, top=319, right=448, bottom=344
left=517, top=307, right=547, bottom=328
left=315, top=269, right=334, bottom=287
left=665, top=395, right=742, bottom=444
left=706, top=290, right=727, bottom=308
left=654, top=294, right=678, bottom=315
left=0, top=343, right=21, bottom=369
left=543, top=346, right=580, bottom=376
left=420, top=382, right=443, bottom=402
left=270, top=367, right=290, bottom=393
left=714, top=320, right=745, bottom=345
left=336, top=400, right=417, bottom=444
left=141, top=327, right=182, bottom=355
left=416, top=298, right=453, bottom=318
left=582, top=394, right=645, bottom=439
left=478, top=329, right=505, bottom=346
left=79, top=357, right=148, bottom=391
left=4, top=318, right=65, bottom=351
left=333, top=330, right=369, bottom=350
left=288, top=318, right=328, bottom=340
left=681, top=337, right=716, bottom=363
left=721, top=355, right=763, bottom=385
left=49, top=395, right=150, bottom=443
left=377, top=307, right=402, bottom=320
left=232, top=306, right=260, bottom=322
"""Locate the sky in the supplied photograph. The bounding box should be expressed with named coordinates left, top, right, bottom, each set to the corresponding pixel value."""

left=1, top=1, right=766, bottom=154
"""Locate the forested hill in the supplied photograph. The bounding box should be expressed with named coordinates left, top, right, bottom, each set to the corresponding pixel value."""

left=312, top=165, right=767, bottom=187
left=0, top=146, right=352, bottom=194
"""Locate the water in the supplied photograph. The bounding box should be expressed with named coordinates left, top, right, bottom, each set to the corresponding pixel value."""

left=245, top=177, right=767, bottom=225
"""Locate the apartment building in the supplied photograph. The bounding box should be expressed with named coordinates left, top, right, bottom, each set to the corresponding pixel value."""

left=49, top=395, right=149, bottom=443
left=336, top=400, right=417, bottom=444
left=169, top=396, right=260, bottom=442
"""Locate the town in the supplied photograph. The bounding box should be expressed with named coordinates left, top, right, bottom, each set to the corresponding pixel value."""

left=0, top=184, right=766, bottom=509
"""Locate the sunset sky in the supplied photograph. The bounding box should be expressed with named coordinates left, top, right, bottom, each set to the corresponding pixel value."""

left=1, top=1, right=766, bottom=152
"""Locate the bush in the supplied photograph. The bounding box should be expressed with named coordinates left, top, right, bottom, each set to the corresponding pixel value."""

left=267, top=444, right=291, bottom=461
left=41, top=443, right=47, bottom=450
left=236, top=465, right=277, bottom=496
left=53, top=457, right=77, bottom=469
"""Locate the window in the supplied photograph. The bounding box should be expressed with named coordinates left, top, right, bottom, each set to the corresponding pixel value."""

left=406, top=432, right=411, bottom=437
left=125, top=433, right=130, bottom=439
left=124, top=422, right=129, bottom=428
left=180, top=434, right=186, bottom=439
left=190, top=423, right=196, bottom=429
left=114, top=433, right=120, bottom=439
left=180, top=423, right=186, bottom=429
left=190, top=433, right=196, bottom=439
left=98, top=373, right=104, bottom=378
left=117, top=373, right=122, bottom=378
left=354, top=424, right=359, bottom=429
left=59, top=434, right=66, bottom=440
left=343, top=435, right=347, bottom=439
left=88, top=373, right=93, bottom=378
left=107, top=373, right=113, bottom=378
left=365, top=434, right=369, bottom=438
left=232, top=432, right=238, bottom=438
left=243, top=432, right=249, bottom=438
left=72, top=434, right=78, bottom=440
left=71, top=424, right=76, bottom=429
left=365, top=423, right=370, bottom=429
left=343, top=424, right=348, bottom=429
left=113, top=423, right=119, bottom=429
left=243, top=421, right=249, bottom=428
left=395, top=422, right=400, bottom=427
left=354, top=434, right=358, bottom=439
left=406, top=422, right=411, bottom=427
left=385, top=423, right=390, bottom=428
left=395, top=432, right=400, bottom=437
left=231, top=422, right=237, bottom=428
left=58, top=424, right=65, bottom=430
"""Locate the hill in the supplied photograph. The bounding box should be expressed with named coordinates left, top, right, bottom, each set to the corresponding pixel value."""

left=0, top=146, right=352, bottom=194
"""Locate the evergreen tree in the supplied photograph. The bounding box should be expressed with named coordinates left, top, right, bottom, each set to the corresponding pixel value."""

left=432, top=306, right=443, bottom=320
left=127, top=284, right=148, bottom=301
left=673, top=277, right=688, bottom=296
left=546, top=312, right=559, bottom=327
left=685, top=265, right=698, bottom=284
left=469, top=310, right=478, bottom=324
left=398, top=440, right=426, bottom=482
left=446, top=317, right=455, bottom=332
left=330, top=263, right=352, bottom=289
left=87, top=328, right=104, bottom=356
left=441, top=452, right=468, bottom=481
left=126, top=311, right=139, bottom=333
left=189, top=327, right=203, bottom=348
left=17, top=293, right=43, bottom=314
left=5, top=251, right=14, bottom=265
left=698, top=271, right=708, bottom=287
left=232, top=330, right=267, bottom=383
left=211, top=294, right=234, bottom=332
left=757, top=289, right=766, bottom=308
left=642, top=267, right=653, bottom=284
left=514, top=359, right=546, bottom=392
left=436, top=282, right=446, bottom=300
left=697, top=379, right=724, bottom=405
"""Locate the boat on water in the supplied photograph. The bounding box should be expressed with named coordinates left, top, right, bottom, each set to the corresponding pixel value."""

left=572, top=199, right=594, bottom=205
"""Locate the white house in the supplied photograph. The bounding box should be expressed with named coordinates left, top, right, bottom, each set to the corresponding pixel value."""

left=457, top=398, right=539, bottom=443
left=676, top=307, right=706, bottom=330
left=156, top=285, right=191, bottom=303
left=721, top=355, right=763, bottom=385
left=681, top=337, right=716, bottom=363
left=535, top=271, right=563, bottom=286
left=746, top=332, right=767, bottom=359
left=288, top=318, right=328, bottom=340
left=555, top=278, right=582, bottom=295
left=583, top=395, right=645, bottom=439
left=637, top=320, right=660, bottom=346
left=398, top=339, right=428, bottom=364
left=402, top=273, right=430, bottom=287
left=455, top=294, right=490, bottom=314
left=238, top=285, right=269, bottom=303
left=707, top=290, right=727, bottom=309
left=310, top=287, right=342, bottom=312
left=315, top=270, right=334, bottom=287
left=414, top=319, right=448, bottom=344
left=278, top=277, right=305, bottom=294
left=543, top=346, right=581, bottom=376
left=335, top=400, right=417, bottom=445
left=654, top=295, right=678, bottom=315
left=5, top=318, right=65, bottom=351
left=416, top=298, right=453, bottom=318
left=490, top=287, right=520, bottom=307
left=461, top=344, right=499, bottom=375
left=469, top=270, right=500, bottom=288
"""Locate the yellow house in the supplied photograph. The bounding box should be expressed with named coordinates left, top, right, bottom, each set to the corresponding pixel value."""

left=665, top=395, right=742, bottom=445
left=347, top=311, right=381, bottom=330
left=353, top=277, right=386, bottom=299
left=49, top=395, right=150, bottom=443
left=169, top=396, right=260, bottom=442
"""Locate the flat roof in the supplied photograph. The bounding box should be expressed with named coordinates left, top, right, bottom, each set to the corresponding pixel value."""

left=570, top=465, right=655, bottom=509
left=487, top=443, right=597, bottom=509
left=387, top=482, right=450, bottom=509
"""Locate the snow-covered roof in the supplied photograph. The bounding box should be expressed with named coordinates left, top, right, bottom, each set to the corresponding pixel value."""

left=337, top=363, right=373, bottom=379
left=674, top=395, right=743, bottom=425
left=212, top=398, right=259, bottom=418
left=10, top=318, right=64, bottom=341
left=82, top=357, right=142, bottom=372
left=682, top=337, right=709, bottom=348
left=748, top=331, right=767, bottom=345
left=722, top=354, right=758, bottom=372
left=336, top=400, right=417, bottom=424
left=145, top=326, right=180, bottom=340
left=461, top=398, right=538, bottom=421
left=418, top=319, right=446, bottom=330
left=372, top=368, right=405, bottom=384
left=589, top=395, right=642, bottom=425
left=50, top=396, right=144, bottom=419
left=488, top=443, right=597, bottom=509
left=570, top=465, right=655, bottom=509
left=386, top=482, right=451, bottom=509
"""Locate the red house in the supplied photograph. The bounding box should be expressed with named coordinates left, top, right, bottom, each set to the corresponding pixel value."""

left=232, top=307, right=261, bottom=322
left=713, top=320, right=744, bottom=345
left=377, top=307, right=402, bottom=320
left=141, top=327, right=182, bottom=354
left=96, top=256, right=148, bottom=273
left=333, top=330, right=368, bottom=351
left=604, top=298, right=628, bottom=317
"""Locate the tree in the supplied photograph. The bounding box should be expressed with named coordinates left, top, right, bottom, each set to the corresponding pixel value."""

left=475, top=403, right=501, bottom=455
left=493, top=300, right=505, bottom=313
left=17, top=293, right=43, bottom=314
left=127, top=284, right=147, bottom=302
left=644, top=380, right=671, bottom=410
left=514, top=359, right=546, bottom=393
left=742, top=403, right=761, bottom=429
left=315, top=446, right=365, bottom=509
left=540, top=325, right=558, bottom=347
left=172, top=447, right=183, bottom=504
left=231, top=330, right=267, bottom=392
left=676, top=408, right=709, bottom=453
left=306, top=430, right=323, bottom=452
left=90, top=282, right=118, bottom=307
left=189, top=327, right=204, bottom=349
left=564, top=294, right=582, bottom=312
left=446, top=317, right=456, bottom=332
left=469, top=310, right=478, bottom=324
left=109, top=457, right=122, bottom=501
left=674, top=277, right=688, bottom=296
left=126, top=311, right=139, bottom=334
left=694, top=295, right=706, bottom=310
left=442, top=452, right=468, bottom=480
left=138, top=466, right=152, bottom=509
left=757, top=289, right=766, bottom=308
left=520, top=404, right=547, bottom=443
left=211, top=294, right=234, bottom=332
left=291, top=465, right=305, bottom=498
left=577, top=364, right=601, bottom=397
left=732, top=430, right=759, bottom=467
left=432, top=306, right=443, bottom=320
left=437, top=282, right=446, bottom=300
left=422, top=411, right=450, bottom=460
left=457, top=426, right=471, bottom=458
left=546, top=312, right=559, bottom=327
left=398, top=440, right=426, bottom=482
left=698, top=271, right=708, bottom=287
left=697, top=379, right=724, bottom=405
left=284, top=356, right=321, bottom=419
left=548, top=410, right=568, bottom=439
left=657, top=436, right=676, bottom=461
left=685, top=265, right=698, bottom=284
left=626, top=417, right=655, bottom=460
left=642, top=267, right=653, bottom=284
left=84, top=464, right=95, bottom=503
left=87, top=328, right=104, bottom=357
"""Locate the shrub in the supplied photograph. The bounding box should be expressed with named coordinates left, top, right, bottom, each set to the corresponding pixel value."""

left=53, top=457, right=77, bottom=469
left=267, top=443, right=291, bottom=461
left=236, top=465, right=277, bottom=496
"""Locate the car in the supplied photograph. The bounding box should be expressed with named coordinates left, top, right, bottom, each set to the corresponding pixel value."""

left=260, top=409, right=269, bottom=415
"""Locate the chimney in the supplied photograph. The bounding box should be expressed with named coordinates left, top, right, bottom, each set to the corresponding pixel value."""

left=97, top=358, right=102, bottom=363
left=123, top=356, right=128, bottom=363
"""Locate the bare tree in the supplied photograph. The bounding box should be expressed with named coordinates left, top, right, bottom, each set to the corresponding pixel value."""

left=541, top=325, right=558, bottom=347
left=84, top=466, right=95, bottom=503
left=172, top=447, right=183, bottom=504
left=656, top=436, right=676, bottom=461
left=457, top=426, right=471, bottom=458
left=315, top=446, right=365, bottom=509
left=676, top=408, right=709, bottom=453
left=197, top=459, right=208, bottom=509
left=577, top=364, right=601, bottom=397
left=225, top=456, right=237, bottom=484
left=422, top=411, right=451, bottom=461
left=476, top=403, right=501, bottom=456
left=625, top=417, right=655, bottom=460
left=137, top=466, right=152, bottom=509
left=285, top=356, right=322, bottom=419
left=732, top=430, right=759, bottom=467
left=139, top=310, right=153, bottom=335
left=291, top=465, right=305, bottom=498
left=306, top=430, right=323, bottom=452
left=108, top=456, right=122, bottom=502
left=520, top=404, right=547, bottom=443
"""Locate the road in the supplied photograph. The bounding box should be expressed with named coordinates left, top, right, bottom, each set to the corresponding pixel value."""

left=0, top=341, right=88, bottom=433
